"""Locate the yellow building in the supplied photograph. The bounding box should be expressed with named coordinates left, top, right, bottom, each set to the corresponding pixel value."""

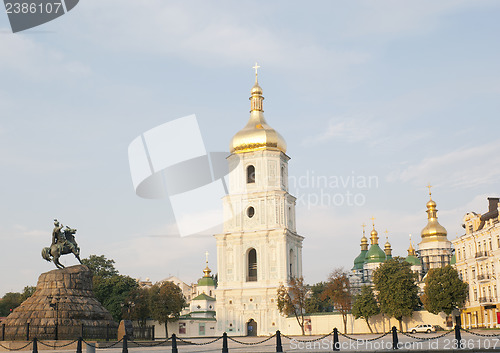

left=453, top=197, right=500, bottom=328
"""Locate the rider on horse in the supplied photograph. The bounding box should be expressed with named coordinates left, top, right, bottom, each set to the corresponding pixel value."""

left=52, top=219, right=78, bottom=254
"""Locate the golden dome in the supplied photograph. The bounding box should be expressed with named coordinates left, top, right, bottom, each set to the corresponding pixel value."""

left=384, top=240, right=391, bottom=250
left=360, top=235, right=368, bottom=251
left=370, top=228, right=379, bottom=245
left=421, top=191, right=448, bottom=242
left=229, top=73, right=287, bottom=154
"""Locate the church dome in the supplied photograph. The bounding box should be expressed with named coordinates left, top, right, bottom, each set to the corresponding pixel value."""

left=405, top=254, right=421, bottom=266
left=365, top=244, right=387, bottom=263
left=353, top=250, right=368, bottom=270
left=421, top=194, right=447, bottom=242
left=230, top=75, right=287, bottom=154
left=353, top=234, right=369, bottom=270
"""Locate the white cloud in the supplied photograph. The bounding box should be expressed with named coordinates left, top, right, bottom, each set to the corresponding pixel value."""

left=387, top=141, right=500, bottom=189
left=302, top=115, right=381, bottom=146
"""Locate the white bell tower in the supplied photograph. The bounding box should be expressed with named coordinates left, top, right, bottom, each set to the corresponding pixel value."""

left=215, top=66, right=304, bottom=336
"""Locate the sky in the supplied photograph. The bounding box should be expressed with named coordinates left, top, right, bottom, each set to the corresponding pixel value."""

left=1, top=0, right=499, bottom=296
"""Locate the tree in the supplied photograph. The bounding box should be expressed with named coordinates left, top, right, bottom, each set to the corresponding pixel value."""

left=277, top=277, right=308, bottom=335
left=93, top=275, right=139, bottom=321
left=149, top=281, right=186, bottom=338
left=304, top=282, right=332, bottom=313
left=421, top=265, right=468, bottom=315
left=351, top=286, right=380, bottom=333
left=0, top=292, right=22, bottom=316
left=82, top=254, right=118, bottom=278
left=321, top=268, right=352, bottom=333
left=20, top=286, right=36, bottom=302
left=373, top=257, right=419, bottom=332
left=127, top=287, right=151, bottom=327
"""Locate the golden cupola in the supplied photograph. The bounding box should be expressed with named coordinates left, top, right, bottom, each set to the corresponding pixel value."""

left=229, top=65, right=287, bottom=154
left=420, top=186, right=448, bottom=242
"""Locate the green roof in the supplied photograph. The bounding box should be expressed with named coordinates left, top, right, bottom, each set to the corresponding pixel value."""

left=353, top=250, right=368, bottom=270
left=192, top=293, right=216, bottom=301
left=450, top=253, right=456, bottom=265
left=405, top=255, right=421, bottom=266
left=365, top=244, right=386, bottom=263
left=198, top=276, right=216, bottom=287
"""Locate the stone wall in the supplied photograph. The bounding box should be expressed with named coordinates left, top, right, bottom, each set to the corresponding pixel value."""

left=2, top=265, right=117, bottom=340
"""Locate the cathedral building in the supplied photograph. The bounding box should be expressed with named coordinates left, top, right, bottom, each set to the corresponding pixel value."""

left=350, top=189, right=452, bottom=290
left=214, top=69, right=304, bottom=336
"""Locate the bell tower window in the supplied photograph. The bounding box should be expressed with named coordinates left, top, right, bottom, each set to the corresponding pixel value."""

left=248, top=248, right=257, bottom=282
left=247, top=165, right=255, bottom=183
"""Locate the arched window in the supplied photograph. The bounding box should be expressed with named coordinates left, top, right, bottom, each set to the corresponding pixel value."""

left=247, top=165, right=255, bottom=184
left=248, top=248, right=257, bottom=282
left=289, top=248, right=295, bottom=279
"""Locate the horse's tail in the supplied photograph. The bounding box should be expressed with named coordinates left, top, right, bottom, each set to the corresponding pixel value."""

left=41, top=247, right=51, bottom=261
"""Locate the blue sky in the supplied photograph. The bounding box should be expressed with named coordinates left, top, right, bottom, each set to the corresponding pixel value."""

left=1, top=1, right=499, bottom=296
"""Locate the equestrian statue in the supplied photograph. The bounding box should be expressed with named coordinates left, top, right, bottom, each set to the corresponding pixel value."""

left=42, top=219, right=82, bottom=269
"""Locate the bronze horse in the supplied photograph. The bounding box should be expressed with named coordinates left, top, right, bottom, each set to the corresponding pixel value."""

left=42, top=226, right=82, bottom=269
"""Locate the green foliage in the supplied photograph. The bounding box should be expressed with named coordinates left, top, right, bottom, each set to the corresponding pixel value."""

left=93, top=274, right=138, bottom=321
left=421, top=265, right=468, bottom=315
left=127, top=287, right=151, bottom=326
left=373, top=257, right=419, bottom=331
left=351, top=286, right=380, bottom=333
left=82, top=254, right=118, bottom=278
left=0, top=292, right=22, bottom=316
left=277, top=277, right=308, bottom=335
left=149, top=281, right=187, bottom=338
left=321, top=268, right=351, bottom=333
left=20, top=286, right=36, bottom=301
left=304, top=282, right=332, bottom=313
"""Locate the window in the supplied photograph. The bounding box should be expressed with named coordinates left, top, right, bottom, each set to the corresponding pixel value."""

left=247, top=165, right=255, bottom=183
left=247, top=206, right=255, bottom=218
left=248, top=248, right=257, bottom=282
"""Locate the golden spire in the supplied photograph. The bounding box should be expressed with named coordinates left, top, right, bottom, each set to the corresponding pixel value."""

left=384, top=230, right=392, bottom=256
left=370, top=216, right=379, bottom=245
left=360, top=223, right=368, bottom=251
left=203, top=250, right=212, bottom=277
left=408, top=234, right=416, bottom=256
left=421, top=185, right=447, bottom=241
left=229, top=64, right=287, bottom=154
left=250, top=62, right=263, bottom=111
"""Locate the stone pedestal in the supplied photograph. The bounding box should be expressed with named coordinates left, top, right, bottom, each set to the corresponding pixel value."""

left=2, top=265, right=117, bottom=340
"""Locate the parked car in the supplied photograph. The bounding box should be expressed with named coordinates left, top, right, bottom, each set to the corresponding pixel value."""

left=408, top=324, right=436, bottom=333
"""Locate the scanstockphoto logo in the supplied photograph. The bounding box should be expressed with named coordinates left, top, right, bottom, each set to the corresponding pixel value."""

left=3, top=0, right=79, bottom=33
left=128, top=115, right=238, bottom=238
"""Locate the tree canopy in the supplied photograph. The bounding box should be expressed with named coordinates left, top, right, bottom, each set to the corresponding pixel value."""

left=149, top=281, right=187, bottom=338
left=351, top=286, right=380, bottom=333
left=277, top=277, right=308, bottom=335
left=373, top=257, right=419, bottom=331
left=0, top=286, right=36, bottom=316
left=82, top=254, right=118, bottom=278
left=421, top=265, right=468, bottom=315
left=321, top=268, right=352, bottom=333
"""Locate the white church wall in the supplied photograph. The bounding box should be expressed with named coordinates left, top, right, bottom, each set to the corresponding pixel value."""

left=283, top=310, right=449, bottom=336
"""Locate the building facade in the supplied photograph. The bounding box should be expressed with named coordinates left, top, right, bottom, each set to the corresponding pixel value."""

left=214, top=72, right=304, bottom=336
left=453, top=197, right=500, bottom=328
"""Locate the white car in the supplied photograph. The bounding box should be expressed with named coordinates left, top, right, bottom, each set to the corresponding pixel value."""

left=408, top=324, right=436, bottom=333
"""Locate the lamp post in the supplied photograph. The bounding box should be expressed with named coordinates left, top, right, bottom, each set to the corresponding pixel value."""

left=121, top=301, right=135, bottom=320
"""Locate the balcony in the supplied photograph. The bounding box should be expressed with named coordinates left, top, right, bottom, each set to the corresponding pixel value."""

left=477, top=274, right=491, bottom=282
left=475, top=251, right=489, bottom=259
left=479, top=297, right=497, bottom=305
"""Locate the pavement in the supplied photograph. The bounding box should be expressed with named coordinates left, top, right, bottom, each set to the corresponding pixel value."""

left=3, top=330, right=500, bottom=352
